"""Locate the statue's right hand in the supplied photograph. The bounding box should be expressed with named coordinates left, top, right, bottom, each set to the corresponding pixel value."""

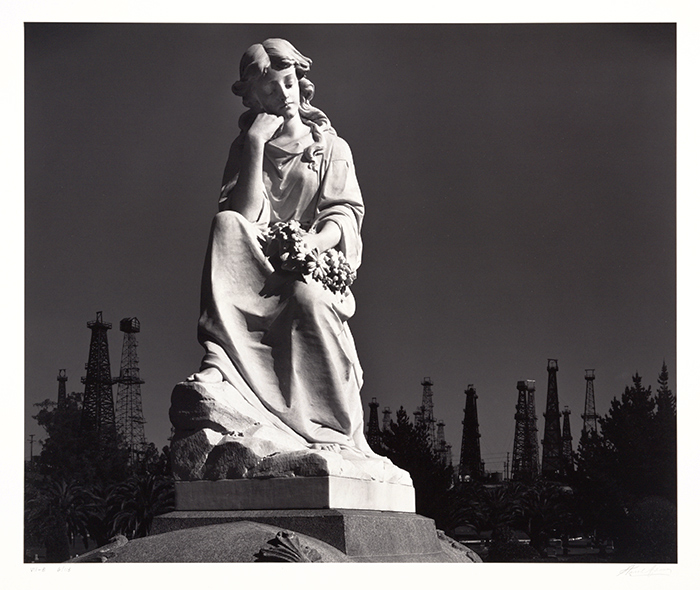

left=247, top=113, right=284, bottom=146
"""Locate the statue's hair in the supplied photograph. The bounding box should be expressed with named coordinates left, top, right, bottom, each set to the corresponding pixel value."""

left=232, top=38, right=334, bottom=166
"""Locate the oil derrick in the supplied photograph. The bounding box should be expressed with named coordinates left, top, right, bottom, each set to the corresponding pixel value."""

left=115, top=317, right=147, bottom=464
left=459, top=384, right=484, bottom=481
left=366, top=397, right=382, bottom=450
left=511, top=380, right=539, bottom=481
left=511, top=381, right=528, bottom=480
left=57, top=369, right=68, bottom=411
left=80, top=311, right=117, bottom=446
left=561, top=406, right=574, bottom=478
left=435, top=420, right=453, bottom=467
left=525, top=380, right=540, bottom=476
left=420, top=377, right=437, bottom=447
left=413, top=407, right=423, bottom=427
left=581, top=369, right=599, bottom=436
left=382, top=406, right=392, bottom=432
left=541, top=359, right=563, bottom=480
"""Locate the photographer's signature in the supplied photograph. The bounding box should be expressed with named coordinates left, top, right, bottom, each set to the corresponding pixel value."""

left=618, top=565, right=672, bottom=577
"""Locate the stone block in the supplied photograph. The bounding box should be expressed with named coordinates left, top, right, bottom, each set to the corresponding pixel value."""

left=174, top=476, right=416, bottom=512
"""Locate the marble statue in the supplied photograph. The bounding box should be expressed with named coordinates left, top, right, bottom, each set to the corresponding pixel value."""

left=169, top=39, right=411, bottom=490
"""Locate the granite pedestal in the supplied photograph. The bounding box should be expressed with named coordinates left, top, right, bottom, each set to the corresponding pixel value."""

left=150, top=475, right=480, bottom=562
left=152, top=509, right=479, bottom=562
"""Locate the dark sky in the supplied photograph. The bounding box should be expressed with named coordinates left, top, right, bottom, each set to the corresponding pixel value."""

left=25, top=23, right=676, bottom=471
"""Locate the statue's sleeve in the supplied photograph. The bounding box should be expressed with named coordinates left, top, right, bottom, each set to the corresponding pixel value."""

left=217, top=135, right=270, bottom=224
left=312, top=136, right=365, bottom=271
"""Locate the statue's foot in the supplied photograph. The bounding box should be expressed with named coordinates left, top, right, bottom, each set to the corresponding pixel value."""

left=185, top=367, right=224, bottom=383
left=310, top=442, right=342, bottom=453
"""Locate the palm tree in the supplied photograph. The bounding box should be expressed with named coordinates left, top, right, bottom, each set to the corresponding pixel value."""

left=480, top=482, right=525, bottom=532
left=441, top=481, right=488, bottom=534
left=520, top=480, right=573, bottom=555
left=26, top=477, right=98, bottom=562
left=106, top=473, right=175, bottom=539
left=82, top=481, right=112, bottom=547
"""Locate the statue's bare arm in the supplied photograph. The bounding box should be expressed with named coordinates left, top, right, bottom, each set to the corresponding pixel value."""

left=225, top=113, right=283, bottom=221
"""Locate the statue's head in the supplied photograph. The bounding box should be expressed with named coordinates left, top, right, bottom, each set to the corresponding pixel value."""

left=232, top=38, right=316, bottom=111
left=231, top=38, right=334, bottom=164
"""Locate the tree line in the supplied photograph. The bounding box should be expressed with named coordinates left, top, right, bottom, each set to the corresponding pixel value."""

left=371, top=362, right=677, bottom=562
left=25, top=392, right=174, bottom=562
left=27, top=361, right=675, bottom=562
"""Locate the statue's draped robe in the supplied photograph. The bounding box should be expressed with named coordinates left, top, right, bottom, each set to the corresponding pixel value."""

left=197, top=131, right=372, bottom=453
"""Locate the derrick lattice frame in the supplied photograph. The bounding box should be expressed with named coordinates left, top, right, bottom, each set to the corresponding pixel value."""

left=366, top=397, right=382, bottom=449
left=57, top=368, right=68, bottom=410
left=80, top=311, right=116, bottom=446
left=435, top=419, right=452, bottom=467
left=561, top=406, right=574, bottom=477
left=115, top=317, right=147, bottom=464
left=582, top=369, right=599, bottom=436
left=512, top=380, right=539, bottom=481
left=458, top=385, right=484, bottom=480
left=541, top=359, right=563, bottom=479
left=382, top=407, right=392, bottom=433
left=419, top=377, right=437, bottom=448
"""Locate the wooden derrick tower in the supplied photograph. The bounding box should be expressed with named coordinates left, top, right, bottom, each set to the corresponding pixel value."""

left=525, top=380, right=540, bottom=476
left=511, top=380, right=539, bottom=481
left=581, top=369, right=599, bottom=436
left=80, top=311, right=117, bottom=446
left=413, top=406, right=423, bottom=427
left=541, top=359, right=563, bottom=480
left=382, top=406, right=392, bottom=432
left=435, top=420, right=453, bottom=467
left=366, top=397, right=382, bottom=450
left=115, top=317, right=147, bottom=464
left=419, top=377, right=437, bottom=447
left=57, top=368, right=68, bottom=411
left=458, top=384, right=484, bottom=481
left=561, top=406, right=574, bottom=478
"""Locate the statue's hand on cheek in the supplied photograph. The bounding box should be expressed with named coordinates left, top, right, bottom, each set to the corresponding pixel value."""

left=247, top=112, right=284, bottom=146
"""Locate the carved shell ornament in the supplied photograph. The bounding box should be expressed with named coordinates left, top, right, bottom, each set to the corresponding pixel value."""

left=255, top=530, right=323, bottom=562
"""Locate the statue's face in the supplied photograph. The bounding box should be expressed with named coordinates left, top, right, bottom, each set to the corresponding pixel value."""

left=252, top=66, right=300, bottom=120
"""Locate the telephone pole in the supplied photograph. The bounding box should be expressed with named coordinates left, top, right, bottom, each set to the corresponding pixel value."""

left=28, top=434, right=35, bottom=470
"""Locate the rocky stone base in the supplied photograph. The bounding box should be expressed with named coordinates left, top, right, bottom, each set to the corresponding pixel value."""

left=169, top=380, right=412, bottom=486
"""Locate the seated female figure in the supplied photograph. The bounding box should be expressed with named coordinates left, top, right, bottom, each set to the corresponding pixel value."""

left=178, top=39, right=408, bottom=484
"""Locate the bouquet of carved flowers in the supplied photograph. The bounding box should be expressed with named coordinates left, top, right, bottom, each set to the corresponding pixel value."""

left=263, top=220, right=356, bottom=295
